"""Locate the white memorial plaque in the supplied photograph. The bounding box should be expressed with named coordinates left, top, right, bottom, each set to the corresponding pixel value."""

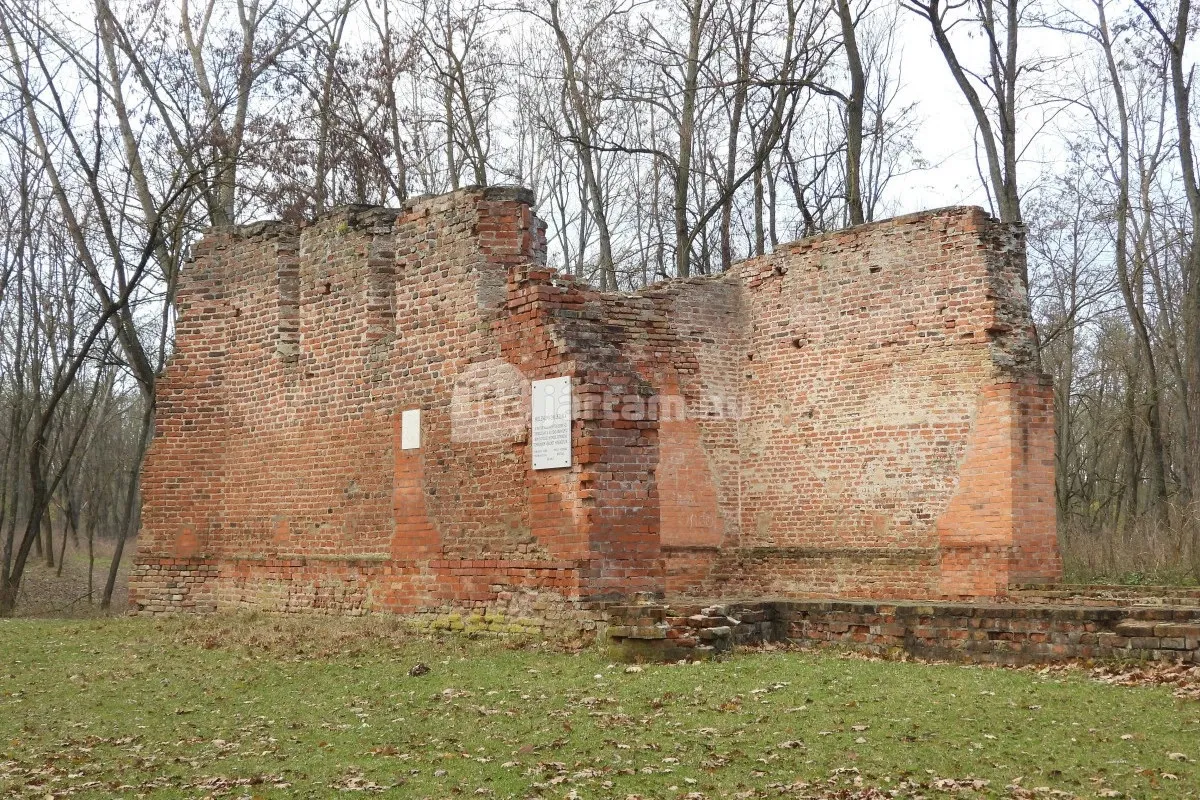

left=531, top=377, right=572, bottom=469
left=400, top=408, right=421, bottom=450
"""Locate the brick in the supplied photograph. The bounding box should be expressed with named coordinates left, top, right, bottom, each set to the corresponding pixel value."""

left=1156, top=623, right=1200, bottom=638
left=698, top=626, right=733, bottom=641
left=132, top=187, right=1061, bottom=623
left=1116, top=621, right=1158, bottom=637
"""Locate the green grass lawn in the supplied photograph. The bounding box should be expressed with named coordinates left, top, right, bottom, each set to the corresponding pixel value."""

left=1, top=616, right=1197, bottom=799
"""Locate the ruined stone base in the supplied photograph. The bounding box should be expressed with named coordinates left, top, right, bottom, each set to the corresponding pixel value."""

left=129, top=556, right=607, bottom=639
left=132, top=558, right=1200, bottom=666
left=607, top=600, right=778, bottom=661
left=405, top=593, right=606, bottom=641
left=607, top=598, right=1200, bottom=665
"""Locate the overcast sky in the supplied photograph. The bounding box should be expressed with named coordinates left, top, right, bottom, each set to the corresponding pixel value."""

left=882, top=8, right=1076, bottom=218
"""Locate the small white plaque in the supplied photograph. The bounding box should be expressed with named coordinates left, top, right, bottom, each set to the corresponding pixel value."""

left=401, top=408, right=421, bottom=450
left=531, top=377, right=572, bottom=469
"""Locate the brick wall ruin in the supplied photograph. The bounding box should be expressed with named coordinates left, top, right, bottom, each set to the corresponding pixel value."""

left=131, top=186, right=1061, bottom=624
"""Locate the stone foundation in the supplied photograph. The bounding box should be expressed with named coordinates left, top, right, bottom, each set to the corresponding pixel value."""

left=607, top=598, right=1200, bottom=665
left=132, top=555, right=607, bottom=638
left=608, top=600, right=778, bottom=661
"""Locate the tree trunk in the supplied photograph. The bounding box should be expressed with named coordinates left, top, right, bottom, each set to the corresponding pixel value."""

left=753, top=161, right=765, bottom=257
left=674, top=0, right=706, bottom=278
left=1120, top=370, right=1140, bottom=535
left=836, top=0, right=865, bottom=226
left=914, top=0, right=1020, bottom=224
left=0, top=583, right=15, bottom=617
left=547, top=0, right=616, bottom=289
left=102, top=401, right=154, bottom=610
left=87, top=518, right=95, bottom=604
left=56, top=511, right=69, bottom=577
left=719, top=0, right=757, bottom=271
left=42, top=513, right=54, bottom=568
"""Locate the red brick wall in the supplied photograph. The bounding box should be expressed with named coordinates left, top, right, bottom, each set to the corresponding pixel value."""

left=132, top=190, right=1059, bottom=619
left=655, top=208, right=1059, bottom=599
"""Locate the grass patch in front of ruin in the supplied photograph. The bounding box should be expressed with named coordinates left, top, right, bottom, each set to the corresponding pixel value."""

left=1, top=615, right=1197, bottom=799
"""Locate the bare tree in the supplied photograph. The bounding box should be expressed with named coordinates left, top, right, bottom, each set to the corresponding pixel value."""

left=538, top=0, right=626, bottom=288
left=905, top=0, right=1026, bottom=225
left=0, top=0, right=198, bottom=612
left=1131, top=0, right=1200, bottom=552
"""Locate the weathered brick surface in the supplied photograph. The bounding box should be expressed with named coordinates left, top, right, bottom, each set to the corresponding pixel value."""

left=132, top=188, right=1060, bottom=621
left=700, top=208, right=1059, bottom=599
